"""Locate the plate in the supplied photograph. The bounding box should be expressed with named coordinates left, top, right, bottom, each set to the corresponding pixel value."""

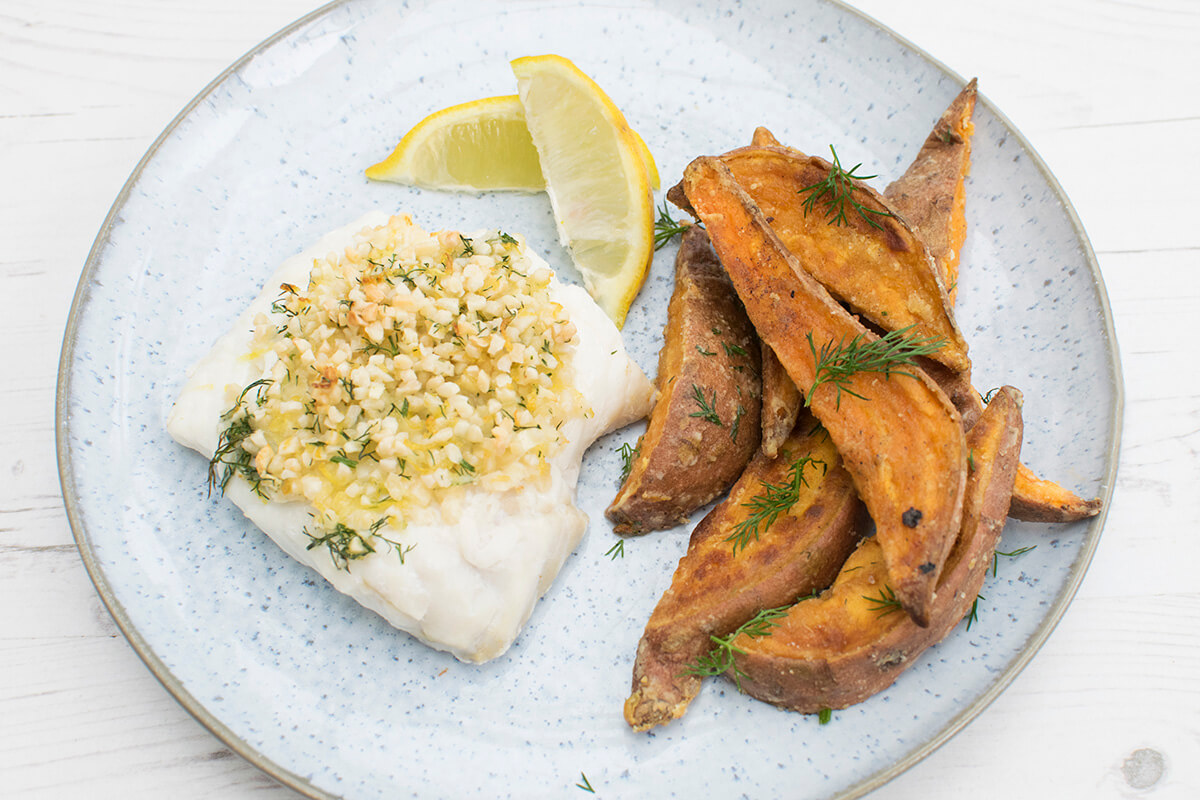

left=57, top=0, right=1122, bottom=797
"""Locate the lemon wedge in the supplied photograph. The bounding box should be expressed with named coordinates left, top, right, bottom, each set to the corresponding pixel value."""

left=365, top=95, right=544, bottom=192
left=366, top=95, right=660, bottom=195
left=511, top=54, right=654, bottom=327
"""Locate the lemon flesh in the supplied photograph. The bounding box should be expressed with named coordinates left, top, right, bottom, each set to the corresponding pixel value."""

left=365, top=95, right=544, bottom=192
left=367, top=94, right=660, bottom=198
left=512, top=54, right=654, bottom=328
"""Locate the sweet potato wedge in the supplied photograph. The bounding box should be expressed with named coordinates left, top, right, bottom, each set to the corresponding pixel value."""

left=884, top=80, right=978, bottom=305
left=750, top=126, right=804, bottom=458
left=672, top=145, right=969, bottom=374
left=606, top=226, right=762, bottom=533
left=731, top=386, right=1023, bottom=712
left=1010, top=462, right=1102, bottom=522
left=760, top=342, right=802, bottom=458
left=624, top=412, right=862, bottom=731
left=682, top=156, right=967, bottom=626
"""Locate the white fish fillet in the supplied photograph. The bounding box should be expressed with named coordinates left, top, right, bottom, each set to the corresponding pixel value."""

left=167, top=212, right=654, bottom=662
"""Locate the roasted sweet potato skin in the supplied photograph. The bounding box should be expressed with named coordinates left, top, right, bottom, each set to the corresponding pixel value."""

left=759, top=342, right=802, bottom=458
left=624, top=413, right=863, bottom=731
left=673, top=145, right=969, bottom=374
left=682, top=156, right=967, bottom=626
left=884, top=80, right=978, bottom=304
left=732, top=386, right=1023, bottom=712
left=606, top=227, right=761, bottom=534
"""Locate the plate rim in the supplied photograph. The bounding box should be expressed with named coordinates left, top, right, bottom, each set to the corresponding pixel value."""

left=55, top=1, right=1125, bottom=798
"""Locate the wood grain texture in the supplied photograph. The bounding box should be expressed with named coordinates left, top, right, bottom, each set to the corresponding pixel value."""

left=3, top=0, right=1197, bottom=798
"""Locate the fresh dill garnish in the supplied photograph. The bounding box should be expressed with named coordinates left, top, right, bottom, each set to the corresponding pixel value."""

left=818, top=707, right=833, bottom=725
left=730, top=404, right=745, bottom=443
left=303, top=521, right=412, bottom=571
left=330, top=453, right=358, bottom=469
left=653, top=199, right=694, bottom=250
left=722, top=341, right=748, bottom=358
left=207, top=415, right=261, bottom=496
left=605, top=540, right=625, bottom=560
left=689, top=384, right=723, bottom=426
left=695, top=345, right=716, bottom=356
left=966, top=594, right=984, bottom=630
left=237, top=378, right=273, bottom=407
left=207, top=379, right=275, bottom=498
left=862, top=585, right=904, bottom=618
left=616, top=441, right=639, bottom=483
left=682, top=605, right=791, bottom=691
left=360, top=332, right=404, bottom=358
left=725, top=455, right=827, bottom=554
left=575, top=772, right=596, bottom=793
left=805, top=324, right=946, bottom=409
left=459, top=234, right=475, bottom=256
left=798, top=145, right=896, bottom=230
left=496, top=231, right=519, bottom=246
left=993, top=544, right=1036, bottom=576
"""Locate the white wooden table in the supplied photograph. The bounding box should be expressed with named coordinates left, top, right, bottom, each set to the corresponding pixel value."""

left=3, top=0, right=1196, bottom=797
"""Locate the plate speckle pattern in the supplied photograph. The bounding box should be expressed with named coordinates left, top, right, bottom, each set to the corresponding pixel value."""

left=59, top=0, right=1120, bottom=798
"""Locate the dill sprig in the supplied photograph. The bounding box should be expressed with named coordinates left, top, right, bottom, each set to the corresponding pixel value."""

left=207, top=379, right=274, bottom=498
left=730, top=404, right=745, bottom=443
left=722, top=341, right=748, bottom=358
left=682, top=605, right=791, bottom=691
left=653, top=200, right=694, bottom=250
left=689, top=384, right=723, bottom=426
left=576, top=772, right=596, bottom=793
left=966, top=593, right=985, bottom=630
left=993, top=544, right=1036, bottom=576
left=862, top=585, right=904, bottom=618
left=725, top=455, right=827, bottom=554
left=805, top=324, right=946, bottom=409
left=605, top=540, right=625, bottom=560
left=303, top=520, right=413, bottom=572
left=798, top=145, right=896, bottom=230
left=616, top=440, right=639, bottom=483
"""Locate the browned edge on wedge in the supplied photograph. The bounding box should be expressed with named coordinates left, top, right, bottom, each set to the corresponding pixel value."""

left=606, top=226, right=762, bottom=534
left=884, top=79, right=978, bottom=305
left=731, top=386, right=1023, bottom=712
left=682, top=155, right=967, bottom=626
left=624, top=412, right=862, bottom=731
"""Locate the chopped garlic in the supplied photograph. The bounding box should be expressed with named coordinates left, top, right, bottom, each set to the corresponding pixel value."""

left=223, top=215, right=587, bottom=534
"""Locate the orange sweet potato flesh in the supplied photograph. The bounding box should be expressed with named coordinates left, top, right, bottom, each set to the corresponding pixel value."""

left=1010, top=462, right=1101, bottom=522
left=606, top=227, right=762, bottom=533
left=884, top=79, right=978, bottom=305
left=624, top=412, right=863, bottom=731
left=672, top=145, right=970, bottom=374
left=682, top=156, right=967, bottom=626
left=751, top=126, right=782, bottom=147
left=731, top=386, right=1023, bottom=712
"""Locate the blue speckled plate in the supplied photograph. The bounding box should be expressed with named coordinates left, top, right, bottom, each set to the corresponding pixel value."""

left=57, top=0, right=1121, bottom=797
